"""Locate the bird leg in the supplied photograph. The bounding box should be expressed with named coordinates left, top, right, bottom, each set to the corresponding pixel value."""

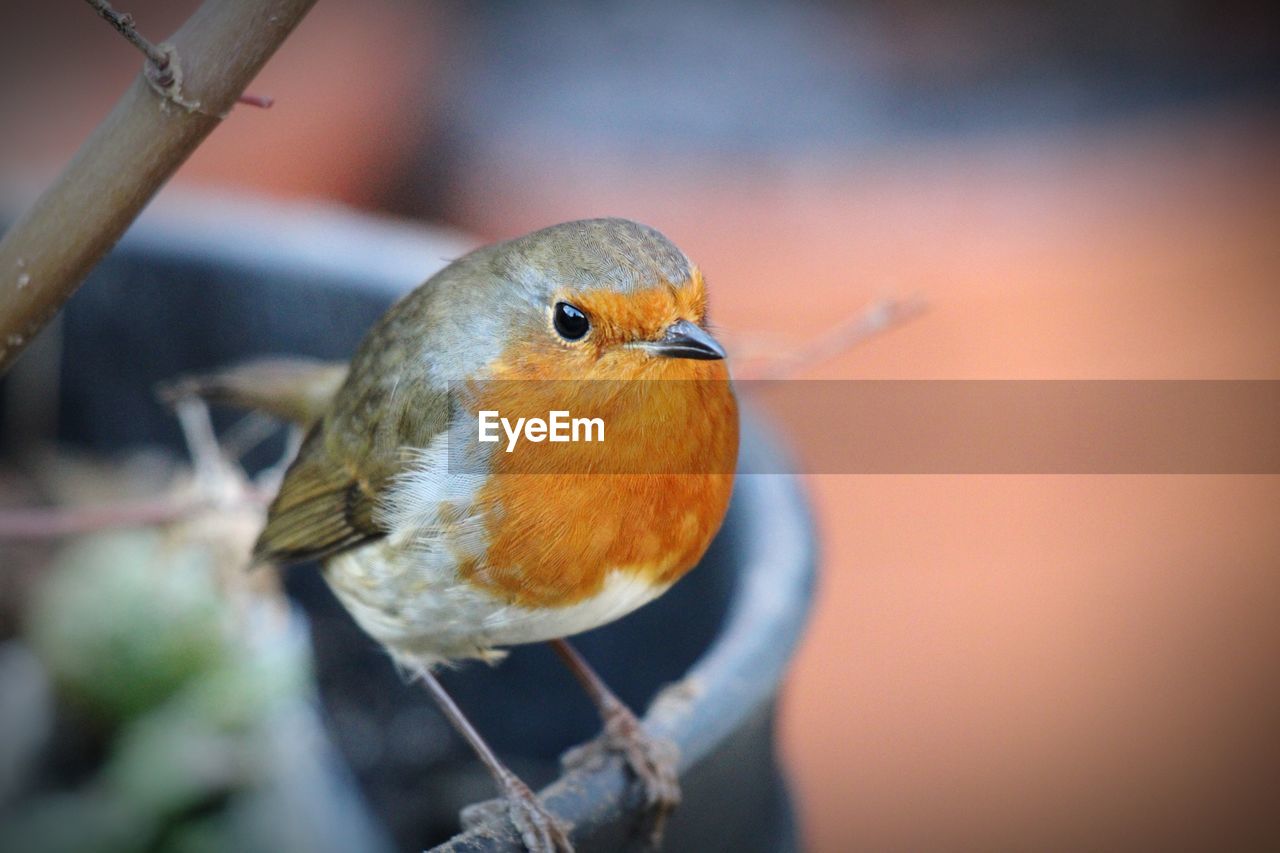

left=551, top=639, right=680, bottom=847
left=413, top=666, right=572, bottom=853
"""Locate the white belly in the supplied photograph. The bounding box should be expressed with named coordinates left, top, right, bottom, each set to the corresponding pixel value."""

left=324, top=540, right=669, bottom=667
left=327, top=430, right=671, bottom=666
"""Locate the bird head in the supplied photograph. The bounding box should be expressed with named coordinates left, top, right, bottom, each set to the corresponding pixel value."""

left=478, top=218, right=729, bottom=382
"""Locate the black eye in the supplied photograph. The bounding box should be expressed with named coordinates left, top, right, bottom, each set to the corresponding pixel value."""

left=553, top=302, right=590, bottom=340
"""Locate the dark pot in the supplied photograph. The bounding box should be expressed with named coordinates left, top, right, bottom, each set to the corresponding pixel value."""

left=1, top=195, right=816, bottom=852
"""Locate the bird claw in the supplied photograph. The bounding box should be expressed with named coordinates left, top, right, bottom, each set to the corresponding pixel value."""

left=461, top=775, right=573, bottom=853
left=562, top=710, right=681, bottom=847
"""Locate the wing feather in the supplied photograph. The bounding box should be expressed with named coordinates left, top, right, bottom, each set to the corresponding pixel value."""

left=252, top=429, right=386, bottom=565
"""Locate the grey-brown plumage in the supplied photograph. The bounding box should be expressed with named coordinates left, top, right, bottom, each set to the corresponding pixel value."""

left=245, top=218, right=699, bottom=566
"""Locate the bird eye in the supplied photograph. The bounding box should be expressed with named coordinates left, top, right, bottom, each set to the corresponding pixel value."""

left=553, top=301, right=590, bottom=340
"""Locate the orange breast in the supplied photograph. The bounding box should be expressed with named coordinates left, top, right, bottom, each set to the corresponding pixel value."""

left=456, top=321, right=738, bottom=608
left=463, top=366, right=742, bottom=604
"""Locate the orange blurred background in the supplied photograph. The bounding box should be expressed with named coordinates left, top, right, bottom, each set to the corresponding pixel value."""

left=3, top=1, right=1278, bottom=848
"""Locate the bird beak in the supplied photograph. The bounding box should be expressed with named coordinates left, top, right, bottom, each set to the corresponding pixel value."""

left=637, top=319, right=727, bottom=361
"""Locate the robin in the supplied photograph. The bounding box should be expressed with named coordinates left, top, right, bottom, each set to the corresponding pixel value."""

left=178, top=218, right=739, bottom=851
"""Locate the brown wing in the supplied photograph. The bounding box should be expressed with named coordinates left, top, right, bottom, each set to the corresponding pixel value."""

left=247, top=283, right=455, bottom=566
left=252, top=427, right=386, bottom=565
left=251, top=369, right=450, bottom=566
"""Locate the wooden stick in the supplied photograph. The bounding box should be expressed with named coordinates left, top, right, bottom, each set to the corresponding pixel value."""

left=0, top=0, right=317, bottom=373
left=734, top=296, right=927, bottom=380
left=0, top=498, right=210, bottom=540
left=84, top=0, right=173, bottom=79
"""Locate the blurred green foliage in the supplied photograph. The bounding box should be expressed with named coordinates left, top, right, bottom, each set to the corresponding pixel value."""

left=26, top=531, right=233, bottom=726
left=0, top=528, right=386, bottom=853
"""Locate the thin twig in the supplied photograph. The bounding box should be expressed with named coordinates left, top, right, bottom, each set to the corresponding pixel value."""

left=254, top=424, right=303, bottom=495
left=734, top=296, right=928, bottom=380
left=86, top=2, right=275, bottom=108
left=0, top=397, right=278, bottom=543
left=0, top=497, right=209, bottom=540
left=0, top=486, right=274, bottom=541
left=84, top=0, right=173, bottom=86
left=175, top=396, right=227, bottom=488
left=219, top=411, right=282, bottom=461
left=236, top=93, right=275, bottom=109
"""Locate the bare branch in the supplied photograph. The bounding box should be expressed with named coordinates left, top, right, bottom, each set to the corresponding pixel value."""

left=734, top=296, right=928, bottom=380
left=0, top=0, right=317, bottom=373
left=0, top=497, right=210, bottom=540
left=83, top=0, right=173, bottom=82
left=0, top=398, right=284, bottom=543
left=0, top=485, right=275, bottom=541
